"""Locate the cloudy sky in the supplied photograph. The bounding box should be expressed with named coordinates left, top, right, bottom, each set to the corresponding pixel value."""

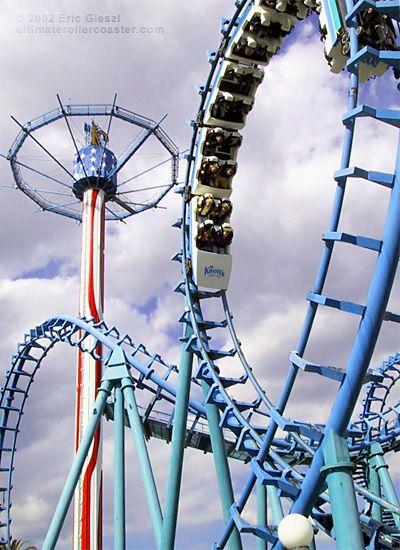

left=0, top=0, right=399, bottom=548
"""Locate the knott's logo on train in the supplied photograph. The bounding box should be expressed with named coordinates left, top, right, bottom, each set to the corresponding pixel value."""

left=204, top=265, right=225, bottom=278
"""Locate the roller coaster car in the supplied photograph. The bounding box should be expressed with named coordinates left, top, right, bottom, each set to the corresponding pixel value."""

left=196, top=221, right=233, bottom=252
left=204, top=91, right=254, bottom=130
left=191, top=198, right=233, bottom=290
left=223, top=4, right=296, bottom=65
left=201, top=127, right=243, bottom=162
left=218, top=63, right=264, bottom=99
left=242, top=7, right=295, bottom=42
left=259, top=0, right=310, bottom=20
left=254, top=1, right=298, bottom=29
left=226, top=33, right=281, bottom=65
left=317, top=0, right=398, bottom=81
left=196, top=194, right=233, bottom=224
left=193, top=156, right=236, bottom=198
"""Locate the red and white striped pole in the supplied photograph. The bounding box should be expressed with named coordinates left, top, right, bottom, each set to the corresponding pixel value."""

left=74, top=188, right=105, bottom=549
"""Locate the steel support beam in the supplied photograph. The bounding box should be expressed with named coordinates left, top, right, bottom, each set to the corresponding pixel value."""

left=121, top=377, right=163, bottom=544
left=114, top=384, right=126, bottom=549
left=201, top=380, right=242, bottom=550
left=321, top=430, right=363, bottom=550
left=256, top=482, right=268, bottom=550
left=266, top=486, right=284, bottom=526
left=42, top=379, right=113, bottom=550
left=370, top=442, right=400, bottom=527
left=368, top=453, right=382, bottom=522
left=161, top=322, right=195, bottom=548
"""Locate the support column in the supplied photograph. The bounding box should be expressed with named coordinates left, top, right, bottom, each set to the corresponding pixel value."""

left=114, top=384, right=126, bottom=549
left=370, top=442, right=400, bottom=527
left=201, top=380, right=242, bottom=550
left=368, top=453, right=382, bottom=522
left=266, top=486, right=283, bottom=526
left=121, top=377, right=163, bottom=544
left=74, top=188, right=106, bottom=550
left=321, top=430, right=363, bottom=550
left=161, top=322, right=195, bottom=548
left=256, top=482, right=267, bottom=550
left=44, top=379, right=112, bottom=550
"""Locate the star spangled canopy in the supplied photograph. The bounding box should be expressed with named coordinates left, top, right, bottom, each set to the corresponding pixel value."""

left=73, top=147, right=117, bottom=179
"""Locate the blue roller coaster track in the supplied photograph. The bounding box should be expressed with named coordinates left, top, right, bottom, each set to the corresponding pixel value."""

left=1, top=0, right=399, bottom=548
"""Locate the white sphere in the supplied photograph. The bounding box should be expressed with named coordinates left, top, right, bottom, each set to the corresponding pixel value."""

left=277, top=514, right=314, bottom=549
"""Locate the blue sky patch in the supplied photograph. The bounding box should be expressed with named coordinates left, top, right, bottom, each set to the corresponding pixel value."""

left=14, top=257, right=70, bottom=280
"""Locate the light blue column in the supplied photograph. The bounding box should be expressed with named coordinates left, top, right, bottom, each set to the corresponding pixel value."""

left=42, top=379, right=113, bottom=550
left=321, top=430, right=363, bottom=550
left=201, top=380, right=242, bottom=550
left=121, top=377, right=163, bottom=544
left=161, top=322, right=195, bottom=548
left=114, top=384, right=126, bottom=549
left=256, top=482, right=267, bottom=550
left=368, top=454, right=382, bottom=522
left=266, top=486, right=283, bottom=525
left=370, top=442, right=400, bottom=527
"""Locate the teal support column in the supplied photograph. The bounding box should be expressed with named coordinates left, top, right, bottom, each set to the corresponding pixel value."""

left=121, top=377, right=163, bottom=544
left=114, top=384, right=126, bottom=549
left=256, top=482, right=268, bottom=550
left=43, top=379, right=113, bottom=550
left=321, top=430, right=363, bottom=550
left=266, top=486, right=283, bottom=525
left=368, top=456, right=382, bottom=522
left=201, top=380, right=242, bottom=550
left=370, top=442, right=400, bottom=527
left=161, top=322, right=195, bottom=549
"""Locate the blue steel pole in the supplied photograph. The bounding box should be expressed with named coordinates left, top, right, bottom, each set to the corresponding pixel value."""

left=114, top=384, right=126, bottom=549
left=121, top=377, right=163, bottom=544
left=370, top=442, right=400, bottom=527
left=161, top=322, right=195, bottom=549
left=321, top=430, right=363, bottom=549
left=291, top=134, right=400, bottom=516
left=201, top=380, right=243, bottom=550
left=256, top=482, right=267, bottom=550
left=42, top=379, right=113, bottom=550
